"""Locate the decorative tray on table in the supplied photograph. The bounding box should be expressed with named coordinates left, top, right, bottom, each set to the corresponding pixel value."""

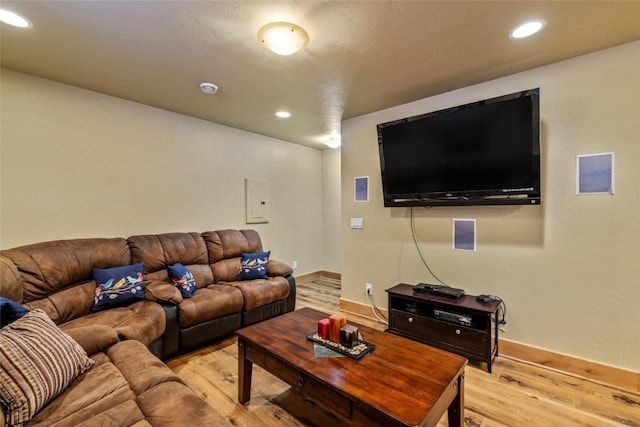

left=306, top=333, right=375, bottom=360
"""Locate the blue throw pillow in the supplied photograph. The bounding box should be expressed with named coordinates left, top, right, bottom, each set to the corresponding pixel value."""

left=167, top=263, right=197, bottom=298
left=0, top=297, right=30, bottom=328
left=238, top=251, right=271, bottom=280
left=92, top=263, right=145, bottom=312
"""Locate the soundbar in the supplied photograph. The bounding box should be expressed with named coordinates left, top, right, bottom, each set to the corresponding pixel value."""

left=413, top=283, right=465, bottom=299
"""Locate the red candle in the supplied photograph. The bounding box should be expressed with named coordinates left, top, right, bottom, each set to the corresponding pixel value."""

left=317, top=318, right=330, bottom=340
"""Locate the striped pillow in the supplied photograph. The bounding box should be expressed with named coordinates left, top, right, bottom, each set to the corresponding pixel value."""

left=0, top=309, right=95, bottom=426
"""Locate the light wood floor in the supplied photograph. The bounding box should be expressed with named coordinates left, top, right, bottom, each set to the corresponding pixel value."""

left=166, top=278, right=640, bottom=426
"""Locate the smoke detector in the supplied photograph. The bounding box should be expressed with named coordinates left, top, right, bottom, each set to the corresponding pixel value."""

left=200, top=82, right=218, bottom=95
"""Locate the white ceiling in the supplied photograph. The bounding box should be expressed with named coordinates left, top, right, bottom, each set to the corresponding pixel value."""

left=2, top=1, right=640, bottom=150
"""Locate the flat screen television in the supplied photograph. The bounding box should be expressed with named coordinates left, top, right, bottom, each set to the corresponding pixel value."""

left=377, top=88, right=541, bottom=207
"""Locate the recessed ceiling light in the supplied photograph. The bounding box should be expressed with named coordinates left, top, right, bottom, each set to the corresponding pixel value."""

left=0, top=9, right=32, bottom=28
left=325, top=137, right=341, bottom=148
left=275, top=111, right=291, bottom=118
left=510, top=19, right=546, bottom=39
left=258, top=22, right=309, bottom=56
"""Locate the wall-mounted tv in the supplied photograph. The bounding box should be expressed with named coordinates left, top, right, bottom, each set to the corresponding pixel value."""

left=377, top=88, right=541, bottom=207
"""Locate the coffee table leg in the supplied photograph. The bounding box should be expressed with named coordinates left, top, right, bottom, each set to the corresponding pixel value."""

left=447, top=372, right=465, bottom=427
left=238, top=339, right=253, bottom=404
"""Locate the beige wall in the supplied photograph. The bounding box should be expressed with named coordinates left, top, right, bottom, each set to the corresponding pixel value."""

left=322, top=147, right=341, bottom=273
left=0, top=69, right=324, bottom=275
left=341, top=41, right=640, bottom=371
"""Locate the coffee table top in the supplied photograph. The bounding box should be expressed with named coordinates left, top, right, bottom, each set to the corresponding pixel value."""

left=236, top=307, right=467, bottom=426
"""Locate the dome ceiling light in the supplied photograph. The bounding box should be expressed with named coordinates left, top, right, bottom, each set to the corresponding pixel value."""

left=510, top=19, right=546, bottom=39
left=258, top=22, right=309, bottom=56
left=0, top=9, right=32, bottom=28
left=275, top=111, right=291, bottom=118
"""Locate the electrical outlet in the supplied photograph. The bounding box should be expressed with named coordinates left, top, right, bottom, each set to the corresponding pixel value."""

left=365, top=283, right=373, bottom=295
left=292, top=260, right=298, bottom=270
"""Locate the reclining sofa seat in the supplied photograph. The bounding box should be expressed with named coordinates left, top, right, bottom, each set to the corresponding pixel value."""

left=0, top=238, right=166, bottom=357
left=127, top=232, right=245, bottom=357
left=203, top=229, right=296, bottom=327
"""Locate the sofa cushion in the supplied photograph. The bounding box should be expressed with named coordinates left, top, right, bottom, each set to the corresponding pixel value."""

left=0, top=255, right=23, bottom=302
left=66, top=400, right=146, bottom=427
left=62, top=325, right=120, bottom=356
left=167, top=263, right=197, bottom=298
left=227, top=276, right=291, bottom=311
left=26, top=340, right=165, bottom=426
left=22, top=281, right=95, bottom=325
left=143, top=280, right=183, bottom=305
left=27, top=339, right=224, bottom=427
left=0, top=309, right=95, bottom=426
left=267, top=259, right=294, bottom=277
left=0, top=297, right=29, bottom=327
left=210, top=257, right=242, bottom=282
left=136, top=381, right=230, bottom=426
left=61, top=300, right=165, bottom=346
left=28, top=353, right=139, bottom=427
left=128, top=233, right=208, bottom=276
left=177, top=285, right=244, bottom=328
left=92, top=263, right=145, bottom=312
left=105, top=340, right=183, bottom=395
left=0, top=238, right=131, bottom=304
left=202, top=229, right=263, bottom=264
left=238, top=251, right=270, bottom=280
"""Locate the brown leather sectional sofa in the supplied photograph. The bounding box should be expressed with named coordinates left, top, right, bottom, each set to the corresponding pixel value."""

left=0, top=229, right=296, bottom=426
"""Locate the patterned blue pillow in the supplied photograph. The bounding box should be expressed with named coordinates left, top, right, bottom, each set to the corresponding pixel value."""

left=92, top=263, right=145, bottom=312
left=167, top=263, right=197, bottom=298
left=238, top=251, right=271, bottom=280
left=0, top=297, right=30, bottom=327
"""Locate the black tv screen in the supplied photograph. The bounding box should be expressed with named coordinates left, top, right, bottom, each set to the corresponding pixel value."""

left=377, top=88, right=541, bottom=207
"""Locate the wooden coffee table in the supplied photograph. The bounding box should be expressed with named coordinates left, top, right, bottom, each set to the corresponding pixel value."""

left=237, top=308, right=467, bottom=427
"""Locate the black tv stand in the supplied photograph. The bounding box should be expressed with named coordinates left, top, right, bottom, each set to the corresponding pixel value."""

left=386, top=283, right=501, bottom=373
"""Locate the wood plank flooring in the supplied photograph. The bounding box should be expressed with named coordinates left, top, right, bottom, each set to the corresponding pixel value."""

left=166, top=278, right=640, bottom=427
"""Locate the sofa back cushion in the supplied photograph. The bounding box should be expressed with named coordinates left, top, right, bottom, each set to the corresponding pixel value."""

left=128, top=233, right=213, bottom=288
left=0, top=255, right=23, bottom=302
left=202, top=230, right=263, bottom=282
left=0, top=239, right=131, bottom=324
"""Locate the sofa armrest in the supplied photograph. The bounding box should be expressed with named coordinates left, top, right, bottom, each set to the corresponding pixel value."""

left=268, top=259, right=294, bottom=277
left=144, top=280, right=183, bottom=305
left=63, top=325, right=119, bottom=355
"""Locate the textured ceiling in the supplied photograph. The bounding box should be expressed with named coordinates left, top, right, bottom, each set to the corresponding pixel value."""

left=2, top=1, right=640, bottom=150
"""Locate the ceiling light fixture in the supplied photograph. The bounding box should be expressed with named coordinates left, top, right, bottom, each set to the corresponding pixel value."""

left=200, top=82, right=218, bottom=94
left=258, top=22, right=309, bottom=56
left=325, top=137, right=341, bottom=149
left=510, top=19, right=546, bottom=39
left=0, top=9, right=32, bottom=28
left=275, top=111, right=291, bottom=118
